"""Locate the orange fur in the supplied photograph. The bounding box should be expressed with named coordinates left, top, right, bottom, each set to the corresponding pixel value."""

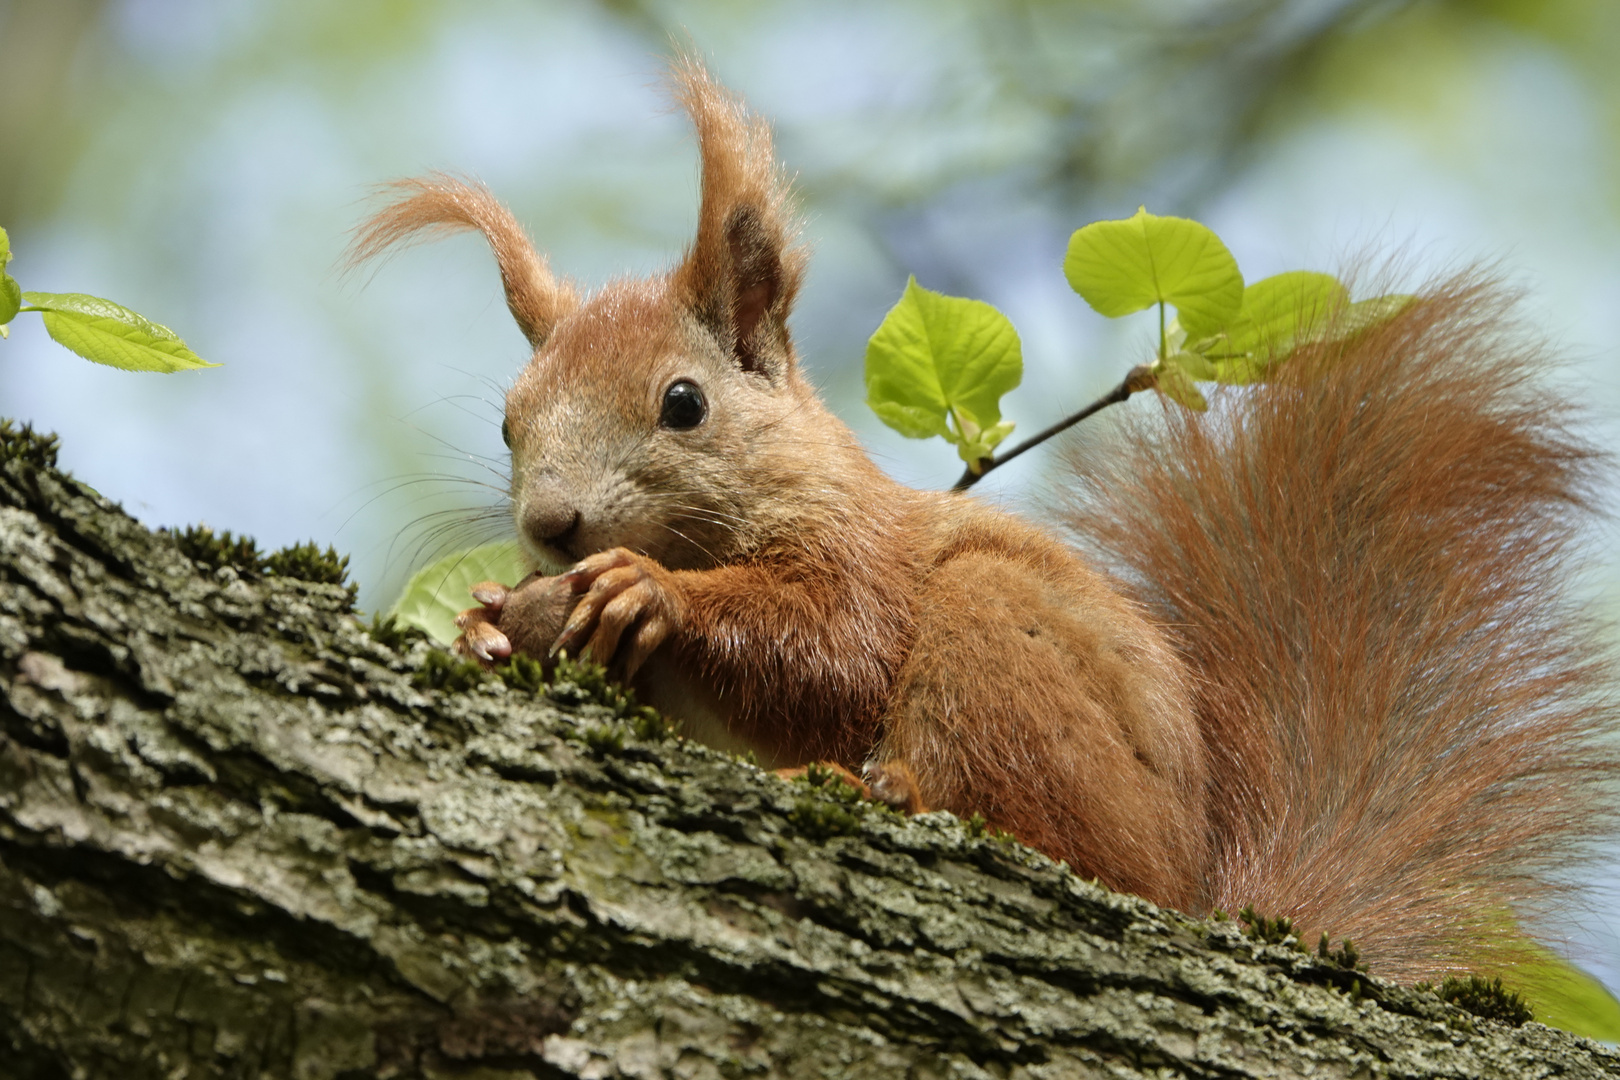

left=667, top=56, right=807, bottom=356
left=1057, top=277, right=1620, bottom=979
left=347, top=173, right=577, bottom=345
left=361, top=57, right=1619, bottom=981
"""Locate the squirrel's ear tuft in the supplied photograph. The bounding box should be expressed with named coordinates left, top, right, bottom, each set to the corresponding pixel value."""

left=347, top=174, right=577, bottom=348
left=669, top=55, right=807, bottom=376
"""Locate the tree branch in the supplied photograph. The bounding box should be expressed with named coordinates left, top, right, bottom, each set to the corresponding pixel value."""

left=0, top=424, right=1613, bottom=1078
left=954, top=364, right=1154, bottom=491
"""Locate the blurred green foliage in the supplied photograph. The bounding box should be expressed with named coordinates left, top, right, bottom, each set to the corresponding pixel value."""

left=3, top=1, right=1617, bottom=226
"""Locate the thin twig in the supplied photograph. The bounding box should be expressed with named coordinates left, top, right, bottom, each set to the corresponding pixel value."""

left=952, top=364, right=1155, bottom=491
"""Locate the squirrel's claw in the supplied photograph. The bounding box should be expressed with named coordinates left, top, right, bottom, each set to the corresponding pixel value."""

left=454, top=591, right=513, bottom=667
left=454, top=611, right=512, bottom=666
left=469, top=580, right=509, bottom=610
left=551, top=548, right=683, bottom=677
left=618, top=611, right=673, bottom=680
left=559, top=548, right=634, bottom=592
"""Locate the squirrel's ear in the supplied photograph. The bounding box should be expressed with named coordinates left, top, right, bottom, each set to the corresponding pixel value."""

left=669, top=56, right=806, bottom=377
left=347, top=174, right=577, bottom=348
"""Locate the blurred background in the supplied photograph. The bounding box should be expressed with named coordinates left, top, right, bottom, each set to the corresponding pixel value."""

left=2, top=0, right=1618, bottom=991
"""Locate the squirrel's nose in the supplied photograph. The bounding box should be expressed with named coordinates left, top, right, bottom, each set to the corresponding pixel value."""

left=523, top=502, right=582, bottom=560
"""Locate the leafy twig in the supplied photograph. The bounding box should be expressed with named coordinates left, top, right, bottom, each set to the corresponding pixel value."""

left=951, top=364, right=1152, bottom=491
left=0, top=226, right=216, bottom=372
left=866, top=207, right=1414, bottom=487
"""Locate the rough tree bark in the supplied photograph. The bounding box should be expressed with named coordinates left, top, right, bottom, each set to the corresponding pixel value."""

left=0, top=425, right=1615, bottom=1079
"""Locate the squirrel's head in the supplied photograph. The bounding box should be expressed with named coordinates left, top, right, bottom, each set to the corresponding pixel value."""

left=351, top=56, right=822, bottom=572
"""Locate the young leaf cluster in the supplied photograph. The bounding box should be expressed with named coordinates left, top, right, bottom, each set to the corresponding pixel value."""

left=1066, top=208, right=1412, bottom=411
left=864, top=207, right=1411, bottom=486
left=0, top=226, right=217, bottom=372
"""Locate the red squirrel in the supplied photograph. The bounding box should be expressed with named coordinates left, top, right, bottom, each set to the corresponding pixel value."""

left=352, top=57, right=1619, bottom=983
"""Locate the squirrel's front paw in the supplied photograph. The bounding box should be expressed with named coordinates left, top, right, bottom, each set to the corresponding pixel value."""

left=454, top=573, right=576, bottom=667
left=553, top=548, right=685, bottom=679
left=454, top=581, right=512, bottom=666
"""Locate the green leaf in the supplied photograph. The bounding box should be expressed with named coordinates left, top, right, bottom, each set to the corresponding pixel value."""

left=867, top=400, right=949, bottom=441
left=1201, top=272, right=1349, bottom=383
left=388, top=540, right=534, bottom=646
left=1153, top=361, right=1208, bottom=411
left=1207, top=272, right=1349, bottom=357
left=1164, top=347, right=1215, bottom=381
left=1063, top=207, right=1244, bottom=339
left=865, top=277, right=1023, bottom=463
left=21, top=292, right=218, bottom=372
left=1339, top=293, right=1416, bottom=335
left=1202, top=286, right=1414, bottom=384
left=0, top=276, right=19, bottom=328
left=0, top=227, right=20, bottom=326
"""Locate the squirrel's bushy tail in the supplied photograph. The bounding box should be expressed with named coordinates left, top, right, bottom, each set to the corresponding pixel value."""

left=1057, top=274, right=1620, bottom=981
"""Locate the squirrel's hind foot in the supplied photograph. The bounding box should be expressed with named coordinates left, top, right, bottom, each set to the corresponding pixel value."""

left=774, top=760, right=927, bottom=815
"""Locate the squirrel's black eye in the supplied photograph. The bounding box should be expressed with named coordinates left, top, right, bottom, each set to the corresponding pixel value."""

left=501, top=417, right=512, bottom=448
left=660, top=379, right=707, bottom=430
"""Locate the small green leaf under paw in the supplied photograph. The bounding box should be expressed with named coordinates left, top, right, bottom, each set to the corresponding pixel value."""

left=0, top=276, right=20, bottom=328
left=389, top=540, right=534, bottom=646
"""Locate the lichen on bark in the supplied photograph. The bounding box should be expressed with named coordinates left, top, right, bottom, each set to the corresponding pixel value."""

left=0, top=423, right=1615, bottom=1079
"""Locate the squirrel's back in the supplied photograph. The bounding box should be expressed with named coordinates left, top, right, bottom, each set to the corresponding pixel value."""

left=1058, top=275, right=1620, bottom=980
